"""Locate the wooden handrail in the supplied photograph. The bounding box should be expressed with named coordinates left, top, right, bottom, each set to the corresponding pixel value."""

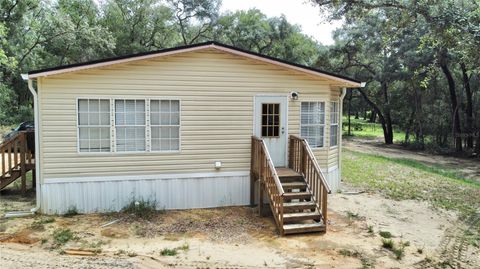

left=1, top=131, right=35, bottom=193
left=251, top=136, right=285, bottom=234
left=288, top=135, right=331, bottom=226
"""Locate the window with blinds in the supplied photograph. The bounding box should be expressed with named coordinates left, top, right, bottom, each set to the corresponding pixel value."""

left=330, top=102, right=339, bottom=147
left=78, top=99, right=111, bottom=152
left=150, top=100, right=180, bottom=151
left=115, top=99, right=146, bottom=152
left=77, top=98, right=181, bottom=153
left=300, top=102, right=325, bottom=148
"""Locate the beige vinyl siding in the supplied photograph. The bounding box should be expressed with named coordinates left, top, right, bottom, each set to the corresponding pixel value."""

left=38, top=48, right=339, bottom=180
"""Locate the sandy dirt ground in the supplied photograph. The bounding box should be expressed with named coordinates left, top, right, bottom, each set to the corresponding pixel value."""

left=1, top=189, right=478, bottom=269
left=344, top=138, right=480, bottom=182
left=1, top=139, right=479, bottom=268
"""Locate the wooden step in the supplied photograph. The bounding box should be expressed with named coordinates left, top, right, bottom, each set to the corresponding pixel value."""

left=282, top=181, right=307, bottom=190
left=283, top=201, right=317, bottom=211
left=283, top=211, right=321, bottom=222
left=283, top=191, right=311, bottom=200
left=283, top=222, right=326, bottom=235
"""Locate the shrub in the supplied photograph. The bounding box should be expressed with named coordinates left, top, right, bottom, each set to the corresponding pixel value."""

left=160, top=248, right=178, bottom=256
left=53, top=228, right=75, bottom=245
left=379, top=231, right=392, bottom=238
left=64, top=206, right=78, bottom=217
left=382, top=239, right=394, bottom=249
left=122, top=199, right=158, bottom=220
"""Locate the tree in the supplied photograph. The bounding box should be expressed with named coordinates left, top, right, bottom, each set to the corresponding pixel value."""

left=311, top=0, right=480, bottom=152
left=167, top=0, right=220, bottom=45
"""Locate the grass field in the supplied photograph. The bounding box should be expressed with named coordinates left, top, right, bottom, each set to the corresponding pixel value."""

left=342, top=117, right=405, bottom=142
left=342, top=149, right=480, bottom=235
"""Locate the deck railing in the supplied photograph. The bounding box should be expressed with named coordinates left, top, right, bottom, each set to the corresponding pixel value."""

left=0, top=131, right=35, bottom=193
left=251, top=136, right=285, bottom=234
left=288, top=135, right=331, bottom=226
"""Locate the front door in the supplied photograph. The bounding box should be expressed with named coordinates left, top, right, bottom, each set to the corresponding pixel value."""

left=254, top=96, right=288, bottom=167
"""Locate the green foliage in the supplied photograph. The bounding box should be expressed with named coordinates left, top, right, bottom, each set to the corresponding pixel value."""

left=63, top=206, right=78, bottom=217
left=382, top=238, right=394, bottom=249
left=122, top=199, right=159, bottom=220
left=379, top=231, right=392, bottom=238
left=160, top=247, right=178, bottom=256
left=52, top=228, right=76, bottom=245
left=342, top=149, right=480, bottom=228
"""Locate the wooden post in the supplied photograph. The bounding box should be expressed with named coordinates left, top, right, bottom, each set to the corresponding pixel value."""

left=322, top=187, right=328, bottom=226
left=258, top=178, right=264, bottom=216
left=32, top=169, right=36, bottom=190
left=250, top=139, right=255, bottom=207
left=20, top=133, right=26, bottom=195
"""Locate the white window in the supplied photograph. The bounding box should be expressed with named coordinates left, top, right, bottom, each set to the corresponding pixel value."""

left=301, top=102, right=325, bottom=148
left=78, top=99, right=111, bottom=152
left=330, top=102, right=339, bottom=147
left=115, top=99, right=146, bottom=152
left=150, top=100, right=180, bottom=151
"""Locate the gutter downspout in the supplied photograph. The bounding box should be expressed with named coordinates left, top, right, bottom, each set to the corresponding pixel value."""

left=22, top=74, right=41, bottom=213
left=338, top=88, right=347, bottom=189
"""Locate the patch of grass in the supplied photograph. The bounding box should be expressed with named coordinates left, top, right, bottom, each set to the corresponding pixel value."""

left=381, top=239, right=408, bottom=260
left=342, top=117, right=405, bottom=142
left=346, top=211, right=362, bottom=220
left=0, top=223, right=7, bottom=232
left=64, top=206, right=78, bottom=217
left=379, top=231, right=392, bottom=238
left=338, top=249, right=360, bottom=257
left=160, top=248, right=178, bottom=256
left=367, top=225, right=374, bottom=234
left=30, top=217, right=55, bottom=231
left=52, top=228, right=76, bottom=245
left=342, top=149, right=480, bottom=226
left=417, top=248, right=423, bottom=254
left=30, top=221, right=45, bottom=231
left=338, top=249, right=374, bottom=269
left=393, top=245, right=405, bottom=260
left=122, top=199, right=159, bottom=220
left=382, top=239, right=394, bottom=249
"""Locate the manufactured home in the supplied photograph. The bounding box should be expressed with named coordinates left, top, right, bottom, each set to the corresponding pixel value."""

left=1, top=42, right=363, bottom=235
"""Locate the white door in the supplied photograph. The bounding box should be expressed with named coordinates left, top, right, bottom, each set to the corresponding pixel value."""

left=254, top=96, right=288, bottom=167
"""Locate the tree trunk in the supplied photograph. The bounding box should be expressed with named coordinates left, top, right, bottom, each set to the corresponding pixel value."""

left=404, top=109, right=415, bottom=144
left=357, top=88, right=392, bottom=144
left=381, top=81, right=394, bottom=144
left=413, top=85, right=425, bottom=148
left=475, top=134, right=480, bottom=156
left=460, top=62, right=474, bottom=149
left=347, top=91, right=352, bottom=136
left=439, top=60, right=462, bottom=152
left=369, top=110, right=377, bottom=123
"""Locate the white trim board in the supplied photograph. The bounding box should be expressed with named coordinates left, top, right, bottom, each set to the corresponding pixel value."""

left=43, top=171, right=251, bottom=184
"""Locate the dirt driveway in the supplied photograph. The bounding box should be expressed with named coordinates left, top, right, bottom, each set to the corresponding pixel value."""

left=1, top=190, right=477, bottom=269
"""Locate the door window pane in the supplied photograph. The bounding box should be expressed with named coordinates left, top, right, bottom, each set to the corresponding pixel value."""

left=261, top=103, right=280, bottom=137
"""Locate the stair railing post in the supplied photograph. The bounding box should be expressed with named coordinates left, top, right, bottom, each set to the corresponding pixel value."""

left=20, top=132, right=27, bottom=195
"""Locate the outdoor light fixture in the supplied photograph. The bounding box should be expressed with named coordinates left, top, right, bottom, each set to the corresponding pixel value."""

left=290, top=91, right=299, bottom=100
left=214, top=161, right=222, bottom=169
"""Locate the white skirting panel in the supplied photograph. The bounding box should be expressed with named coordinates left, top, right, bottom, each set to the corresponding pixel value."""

left=324, top=166, right=340, bottom=192
left=40, top=172, right=250, bottom=214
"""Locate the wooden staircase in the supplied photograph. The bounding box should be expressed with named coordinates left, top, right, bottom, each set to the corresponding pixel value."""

left=277, top=168, right=326, bottom=234
left=1, top=131, right=35, bottom=193
left=251, top=135, right=331, bottom=236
